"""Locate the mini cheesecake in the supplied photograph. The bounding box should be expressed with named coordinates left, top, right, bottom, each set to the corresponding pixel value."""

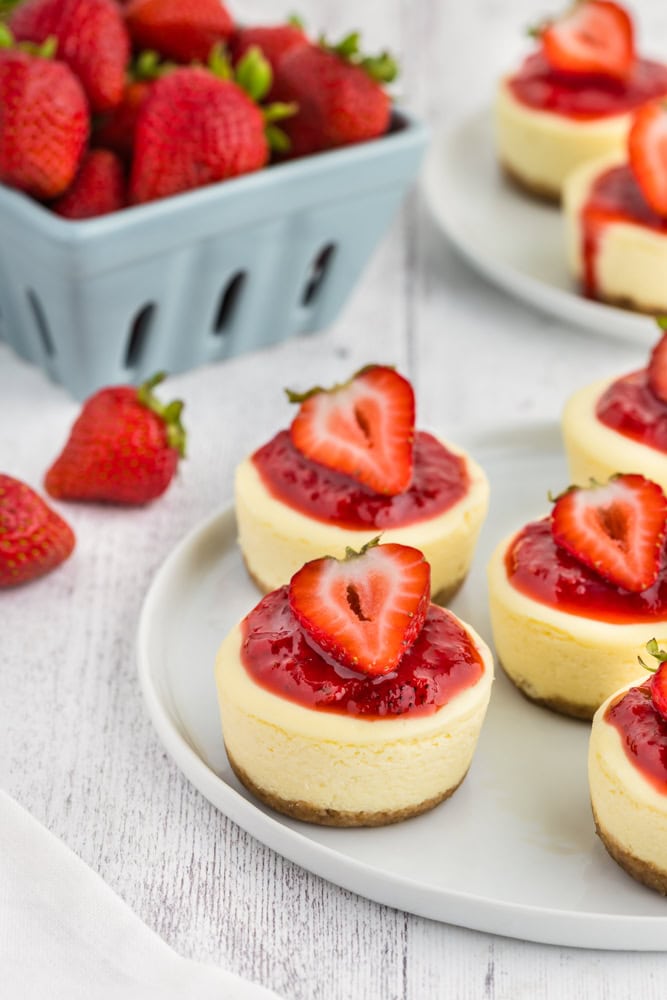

left=216, top=542, right=494, bottom=826
left=496, top=2, right=667, bottom=201
left=235, top=366, right=489, bottom=603
left=562, top=323, right=667, bottom=492
left=487, top=475, right=667, bottom=720
left=589, top=648, right=667, bottom=893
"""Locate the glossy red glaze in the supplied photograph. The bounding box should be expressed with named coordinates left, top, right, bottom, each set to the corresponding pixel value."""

left=251, top=430, right=469, bottom=530
left=508, top=54, right=667, bottom=119
left=579, top=165, right=667, bottom=298
left=596, top=369, right=667, bottom=453
left=505, top=518, right=667, bottom=623
left=240, top=586, right=484, bottom=718
left=605, top=684, right=667, bottom=794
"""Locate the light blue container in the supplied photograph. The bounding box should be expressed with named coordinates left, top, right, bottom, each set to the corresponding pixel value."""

left=0, top=110, right=427, bottom=399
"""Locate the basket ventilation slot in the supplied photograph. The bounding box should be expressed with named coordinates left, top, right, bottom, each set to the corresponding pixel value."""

left=27, top=289, right=54, bottom=357
left=125, top=303, right=156, bottom=368
left=214, top=271, right=246, bottom=335
left=301, top=244, right=336, bottom=306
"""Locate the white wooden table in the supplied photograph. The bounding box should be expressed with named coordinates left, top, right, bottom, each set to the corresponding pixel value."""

left=3, top=1, right=667, bottom=996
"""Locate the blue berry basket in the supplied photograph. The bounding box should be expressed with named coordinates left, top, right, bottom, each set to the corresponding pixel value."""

left=0, top=110, right=427, bottom=400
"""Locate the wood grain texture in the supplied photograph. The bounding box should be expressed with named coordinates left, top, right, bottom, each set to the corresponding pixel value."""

left=3, top=1, right=667, bottom=997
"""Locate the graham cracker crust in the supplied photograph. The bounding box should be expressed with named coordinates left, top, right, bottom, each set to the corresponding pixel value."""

left=593, top=805, right=667, bottom=895
left=584, top=288, right=667, bottom=318
left=499, top=660, right=597, bottom=721
left=227, top=746, right=467, bottom=827
left=500, top=161, right=561, bottom=204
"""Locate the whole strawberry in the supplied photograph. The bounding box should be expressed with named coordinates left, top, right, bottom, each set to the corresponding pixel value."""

left=10, top=0, right=130, bottom=111
left=52, top=148, right=126, bottom=219
left=129, top=66, right=268, bottom=204
left=0, top=35, right=89, bottom=199
left=0, top=474, right=75, bottom=587
left=45, top=373, right=186, bottom=505
left=94, top=79, right=152, bottom=160
left=272, top=32, right=397, bottom=156
left=124, top=0, right=233, bottom=63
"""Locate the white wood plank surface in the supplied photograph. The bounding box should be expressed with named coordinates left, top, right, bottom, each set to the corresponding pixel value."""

left=3, top=1, right=667, bottom=997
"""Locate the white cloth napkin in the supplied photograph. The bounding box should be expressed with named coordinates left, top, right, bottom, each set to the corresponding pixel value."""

left=0, top=791, right=283, bottom=1000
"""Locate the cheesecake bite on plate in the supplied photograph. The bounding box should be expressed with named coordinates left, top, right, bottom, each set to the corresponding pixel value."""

left=562, top=320, right=667, bottom=492
left=496, top=0, right=667, bottom=201
left=215, top=539, right=494, bottom=826
left=564, top=100, right=667, bottom=311
left=589, top=639, right=667, bottom=893
left=487, top=473, right=667, bottom=719
left=235, top=365, right=489, bottom=603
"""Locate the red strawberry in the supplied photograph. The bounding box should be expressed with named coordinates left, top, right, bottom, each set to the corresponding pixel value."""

left=230, top=22, right=308, bottom=76
left=124, top=0, right=233, bottom=64
left=638, top=639, right=667, bottom=719
left=288, top=366, right=415, bottom=495
left=288, top=539, right=431, bottom=675
left=271, top=33, right=397, bottom=156
left=10, top=0, right=130, bottom=112
left=52, top=149, right=125, bottom=219
left=129, top=66, right=268, bottom=204
left=0, top=44, right=89, bottom=199
left=94, top=80, right=152, bottom=160
left=628, top=101, right=667, bottom=218
left=539, top=1, right=635, bottom=81
left=0, top=474, right=75, bottom=587
left=45, top=373, right=186, bottom=505
left=646, top=318, right=667, bottom=403
left=551, top=474, right=667, bottom=593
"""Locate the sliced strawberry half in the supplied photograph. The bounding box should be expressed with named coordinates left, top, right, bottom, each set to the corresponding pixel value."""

left=287, top=366, right=415, bottom=495
left=540, top=1, right=635, bottom=81
left=551, top=474, right=667, bottom=593
left=646, top=318, right=667, bottom=403
left=638, top=638, right=667, bottom=719
left=288, top=539, right=431, bottom=675
left=628, top=102, right=667, bottom=218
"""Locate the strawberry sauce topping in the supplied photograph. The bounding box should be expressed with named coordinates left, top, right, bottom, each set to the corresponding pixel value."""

left=508, top=54, right=667, bottom=119
left=596, top=370, right=667, bottom=453
left=505, top=519, right=667, bottom=623
left=252, top=430, right=468, bottom=530
left=579, top=165, right=667, bottom=299
left=605, top=684, right=667, bottom=794
left=240, top=586, right=484, bottom=717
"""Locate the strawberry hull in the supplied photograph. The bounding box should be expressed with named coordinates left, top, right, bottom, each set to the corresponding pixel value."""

left=0, top=110, right=427, bottom=401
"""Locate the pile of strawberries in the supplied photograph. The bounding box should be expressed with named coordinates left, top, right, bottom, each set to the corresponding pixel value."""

left=0, top=0, right=398, bottom=219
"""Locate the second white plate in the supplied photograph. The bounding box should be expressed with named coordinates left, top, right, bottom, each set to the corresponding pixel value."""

left=421, top=108, right=656, bottom=342
left=137, top=422, right=667, bottom=949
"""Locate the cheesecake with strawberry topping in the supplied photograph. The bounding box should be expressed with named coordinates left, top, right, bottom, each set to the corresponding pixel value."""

left=215, top=540, right=494, bottom=826
left=234, top=366, right=489, bottom=602
left=496, top=1, right=667, bottom=201
left=487, top=474, right=667, bottom=719
left=589, top=640, right=667, bottom=893
left=562, top=321, right=667, bottom=493
left=564, top=101, right=667, bottom=311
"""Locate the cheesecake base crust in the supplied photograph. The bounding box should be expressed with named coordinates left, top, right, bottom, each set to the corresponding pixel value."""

left=593, top=805, right=667, bottom=895
left=227, top=746, right=467, bottom=827
left=500, top=161, right=561, bottom=204
left=499, top=659, right=597, bottom=721
left=244, top=555, right=466, bottom=608
left=583, top=287, right=667, bottom=318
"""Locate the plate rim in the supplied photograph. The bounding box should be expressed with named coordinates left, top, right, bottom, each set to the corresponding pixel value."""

left=420, top=107, right=655, bottom=342
left=136, top=431, right=667, bottom=950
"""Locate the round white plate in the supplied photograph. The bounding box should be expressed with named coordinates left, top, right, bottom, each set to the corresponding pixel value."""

left=421, top=109, right=657, bottom=342
left=137, top=423, right=667, bottom=950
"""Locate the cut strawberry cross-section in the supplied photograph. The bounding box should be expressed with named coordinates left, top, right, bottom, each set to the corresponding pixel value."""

left=288, top=539, right=431, bottom=675
left=629, top=102, right=667, bottom=219
left=287, top=365, right=415, bottom=495
left=551, top=474, right=667, bottom=593
left=540, top=0, right=635, bottom=81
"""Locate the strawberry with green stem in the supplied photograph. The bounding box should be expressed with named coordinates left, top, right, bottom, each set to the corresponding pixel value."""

left=45, top=372, right=186, bottom=505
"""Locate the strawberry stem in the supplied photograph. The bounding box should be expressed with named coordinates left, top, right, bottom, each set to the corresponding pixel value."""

left=638, top=637, right=667, bottom=673
left=287, top=13, right=305, bottom=29
left=235, top=45, right=272, bottom=101
left=132, top=49, right=175, bottom=81
left=343, top=536, right=382, bottom=561
left=286, top=365, right=384, bottom=404
left=136, top=372, right=187, bottom=458
left=0, top=23, right=12, bottom=49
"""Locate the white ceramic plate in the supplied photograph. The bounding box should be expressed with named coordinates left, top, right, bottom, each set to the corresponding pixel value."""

left=137, top=423, right=667, bottom=950
left=421, top=109, right=657, bottom=342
